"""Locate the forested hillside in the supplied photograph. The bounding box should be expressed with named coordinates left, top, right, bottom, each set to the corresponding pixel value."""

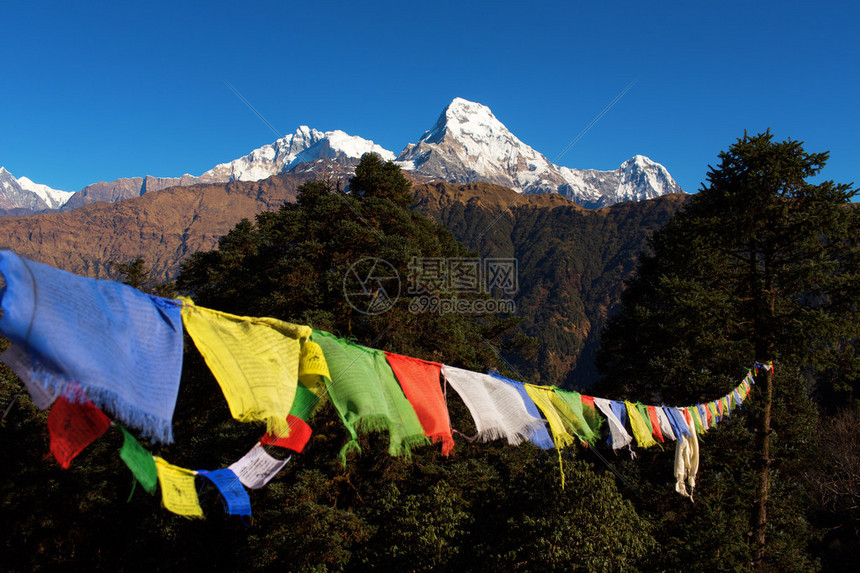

left=413, top=181, right=686, bottom=387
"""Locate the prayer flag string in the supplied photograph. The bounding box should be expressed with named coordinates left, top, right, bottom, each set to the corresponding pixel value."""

left=0, top=251, right=760, bottom=516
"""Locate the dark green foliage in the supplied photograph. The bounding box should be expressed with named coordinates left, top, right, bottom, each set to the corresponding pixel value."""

left=595, top=131, right=859, bottom=570
left=112, top=257, right=149, bottom=290
left=112, top=256, right=177, bottom=297
left=349, top=152, right=414, bottom=208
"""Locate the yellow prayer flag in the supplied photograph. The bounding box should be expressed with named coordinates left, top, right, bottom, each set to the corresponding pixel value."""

left=625, top=401, right=657, bottom=448
left=524, top=384, right=576, bottom=450
left=708, top=401, right=719, bottom=422
left=690, top=405, right=706, bottom=434
left=154, top=456, right=204, bottom=519
left=299, top=340, right=331, bottom=394
left=179, top=297, right=312, bottom=436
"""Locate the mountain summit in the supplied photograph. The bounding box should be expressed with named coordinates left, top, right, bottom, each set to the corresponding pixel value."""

left=397, top=98, right=683, bottom=208
left=396, top=98, right=564, bottom=191
left=0, top=167, right=73, bottom=213
left=197, top=126, right=395, bottom=183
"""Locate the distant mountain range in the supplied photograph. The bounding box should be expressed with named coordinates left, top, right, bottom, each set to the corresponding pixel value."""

left=1, top=98, right=682, bottom=215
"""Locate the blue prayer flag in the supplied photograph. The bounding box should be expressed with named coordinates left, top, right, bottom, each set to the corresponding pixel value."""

left=197, top=468, right=252, bottom=517
left=0, top=251, right=183, bottom=443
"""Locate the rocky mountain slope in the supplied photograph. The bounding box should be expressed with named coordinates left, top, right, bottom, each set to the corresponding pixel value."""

left=413, top=181, right=687, bottom=386
left=0, top=167, right=74, bottom=213
left=0, top=173, right=319, bottom=281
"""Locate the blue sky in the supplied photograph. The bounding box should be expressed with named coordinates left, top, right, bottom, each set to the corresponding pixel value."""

left=2, top=0, right=857, bottom=195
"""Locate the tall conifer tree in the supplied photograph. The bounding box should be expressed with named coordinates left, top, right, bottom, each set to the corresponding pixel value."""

left=597, top=131, right=859, bottom=569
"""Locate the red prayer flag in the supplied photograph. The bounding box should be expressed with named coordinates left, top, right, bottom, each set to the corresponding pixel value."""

left=683, top=408, right=693, bottom=428
left=48, top=394, right=111, bottom=469
left=260, top=415, right=313, bottom=453
left=646, top=405, right=664, bottom=443
left=384, top=352, right=454, bottom=456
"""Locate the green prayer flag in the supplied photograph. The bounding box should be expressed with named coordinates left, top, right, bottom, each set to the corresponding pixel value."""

left=289, top=381, right=318, bottom=422
left=636, top=403, right=654, bottom=433
left=312, top=330, right=429, bottom=462
left=688, top=406, right=704, bottom=435
left=552, top=388, right=600, bottom=445
left=118, top=425, right=157, bottom=494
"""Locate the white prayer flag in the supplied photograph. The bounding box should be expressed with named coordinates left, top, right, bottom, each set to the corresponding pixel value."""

left=229, top=443, right=290, bottom=490
left=593, top=397, right=634, bottom=450
left=1, top=344, right=60, bottom=410
left=441, top=365, right=544, bottom=445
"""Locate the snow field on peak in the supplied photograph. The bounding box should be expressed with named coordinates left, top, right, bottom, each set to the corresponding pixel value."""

left=17, top=177, right=75, bottom=207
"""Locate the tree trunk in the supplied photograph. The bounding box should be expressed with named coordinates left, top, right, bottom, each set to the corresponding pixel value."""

left=752, top=246, right=775, bottom=569
left=753, top=365, right=773, bottom=568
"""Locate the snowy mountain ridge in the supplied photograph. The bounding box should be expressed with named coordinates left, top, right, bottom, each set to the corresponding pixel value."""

left=396, top=98, right=682, bottom=208
left=2, top=98, right=682, bottom=214
left=196, top=126, right=395, bottom=183
left=0, top=167, right=74, bottom=211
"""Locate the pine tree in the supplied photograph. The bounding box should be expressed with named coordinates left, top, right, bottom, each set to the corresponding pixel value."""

left=596, top=130, right=859, bottom=569
left=112, top=257, right=149, bottom=290
left=349, top=152, right=414, bottom=208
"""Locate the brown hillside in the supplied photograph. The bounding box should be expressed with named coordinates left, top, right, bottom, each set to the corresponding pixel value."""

left=0, top=173, right=317, bottom=282
left=413, top=180, right=580, bottom=212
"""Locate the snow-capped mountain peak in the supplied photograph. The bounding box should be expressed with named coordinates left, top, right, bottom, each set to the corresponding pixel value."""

left=0, top=167, right=73, bottom=211
left=615, top=154, right=681, bottom=201
left=397, top=97, right=560, bottom=193
left=197, top=126, right=395, bottom=183
left=398, top=98, right=683, bottom=208
left=420, top=97, right=509, bottom=145
left=17, top=176, right=74, bottom=208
